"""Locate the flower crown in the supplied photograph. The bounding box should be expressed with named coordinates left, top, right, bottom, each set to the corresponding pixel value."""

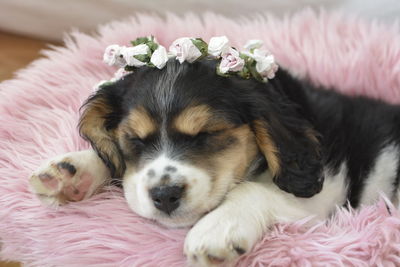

left=98, top=36, right=278, bottom=88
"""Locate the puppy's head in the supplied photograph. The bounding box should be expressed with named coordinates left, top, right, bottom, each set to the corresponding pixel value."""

left=79, top=59, right=323, bottom=227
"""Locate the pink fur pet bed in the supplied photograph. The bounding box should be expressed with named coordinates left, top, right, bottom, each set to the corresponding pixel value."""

left=1, top=9, right=400, bottom=267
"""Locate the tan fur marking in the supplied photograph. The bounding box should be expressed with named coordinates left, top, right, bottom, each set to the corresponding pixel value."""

left=174, top=105, right=234, bottom=135
left=125, top=107, right=156, bottom=139
left=187, top=125, right=258, bottom=196
left=174, top=105, right=211, bottom=135
left=216, top=125, right=258, bottom=182
left=253, top=120, right=281, bottom=176
left=79, top=96, right=125, bottom=177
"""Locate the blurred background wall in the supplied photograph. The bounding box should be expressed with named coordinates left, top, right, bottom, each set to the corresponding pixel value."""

left=0, top=0, right=399, bottom=42
left=0, top=0, right=399, bottom=80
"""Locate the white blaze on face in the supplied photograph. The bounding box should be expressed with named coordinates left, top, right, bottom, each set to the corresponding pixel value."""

left=123, top=154, right=214, bottom=227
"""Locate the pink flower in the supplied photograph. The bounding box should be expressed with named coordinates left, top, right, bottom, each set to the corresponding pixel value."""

left=169, top=37, right=202, bottom=63
left=218, top=48, right=245, bottom=74
left=103, top=44, right=126, bottom=67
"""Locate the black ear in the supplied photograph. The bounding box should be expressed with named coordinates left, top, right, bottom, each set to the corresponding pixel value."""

left=250, top=72, right=324, bottom=198
left=78, top=84, right=126, bottom=179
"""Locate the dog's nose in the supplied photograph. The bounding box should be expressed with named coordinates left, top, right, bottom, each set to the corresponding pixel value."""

left=149, top=185, right=184, bottom=215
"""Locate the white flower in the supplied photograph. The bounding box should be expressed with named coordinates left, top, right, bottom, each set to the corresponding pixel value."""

left=256, top=55, right=278, bottom=79
left=244, top=39, right=263, bottom=51
left=208, top=36, right=230, bottom=57
left=150, top=45, right=169, bottom=69
left=219, top=47, right=245, bottom=74
left=169, top=37, right=202, bottom=63
left=240, top=50, right=254, bottom=59
left=251, top=49, right=268, bottom=59
left=122, top=44, right=150, bottom=67
left=103, top=44, right=126, bottom=67
left=252, top=49, right=278, bottom=80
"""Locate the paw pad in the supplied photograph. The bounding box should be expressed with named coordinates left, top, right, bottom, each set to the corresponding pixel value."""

left=30, top=159, right=94, bottom=205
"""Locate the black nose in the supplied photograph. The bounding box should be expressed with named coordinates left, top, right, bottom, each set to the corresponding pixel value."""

left=149, top=185, right=184, bottom=215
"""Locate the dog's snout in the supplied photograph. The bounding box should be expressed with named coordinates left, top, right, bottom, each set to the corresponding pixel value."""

left=150, top=185, right=184, bottom=215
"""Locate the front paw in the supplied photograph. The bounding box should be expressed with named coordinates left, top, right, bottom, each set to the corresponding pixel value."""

left=184, top=209, right=256, bottom=267
left=29, top=154, right=97, bottom=206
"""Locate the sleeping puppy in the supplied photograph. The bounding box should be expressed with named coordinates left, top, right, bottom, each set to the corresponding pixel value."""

left=30, top=59, right=400, bottom=266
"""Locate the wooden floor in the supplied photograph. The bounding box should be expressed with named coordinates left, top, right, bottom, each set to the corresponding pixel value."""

left=0, top=31, right=49, bottom=81
left=0, top=262, right=20, bottom=267
left=0, top=31, right=51, bottom=267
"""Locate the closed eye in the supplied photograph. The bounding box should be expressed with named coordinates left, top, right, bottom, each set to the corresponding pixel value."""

left=129, top=137, right=145, bottom=147
left=191, top=129, right=226, bottom=141
left=195, top=131, right=213, bottom=139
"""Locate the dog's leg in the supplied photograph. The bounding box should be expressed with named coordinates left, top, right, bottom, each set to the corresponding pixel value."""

left=30, top=150, right=110, bottom=206
left=184, top=179, right=338, bottom=267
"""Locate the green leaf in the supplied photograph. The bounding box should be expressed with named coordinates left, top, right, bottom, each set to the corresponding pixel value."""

left=147, top=62, right=156, bottom=68
left=191, top=38, right=208, bottom=58
left=147, top=41, right=159, bottom=53
left=131, top=36, right=150, bottom=46
left=98, top=81, right=114, bottom=88
left=124, top=65, right=136, bottom=71
left=134, top=54, right=150, bottom=63
left=247, top=61, right=263, bottom=82
left=237, top=65, right=251, bottom=79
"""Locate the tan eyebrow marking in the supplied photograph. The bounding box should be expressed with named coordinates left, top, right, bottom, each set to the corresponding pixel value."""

left=174, top=105, right=211, bottom=135
left=174, top=104, right=234, bottom=135
left=125, top=107, right=157, bottom=139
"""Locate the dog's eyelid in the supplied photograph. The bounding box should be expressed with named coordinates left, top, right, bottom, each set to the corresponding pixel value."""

left=129, top=135, right=143, bottom=141
left=195, top=125, right=233, bottom=138
left=129, top=136, right=146, bottom=146
left=200, top=128, right=226, bottom=134
left=196, top=130, right=218, bottom=137
left=125, top=132, right=147, bottom=142
left=202, top=120, right=235, bottom=133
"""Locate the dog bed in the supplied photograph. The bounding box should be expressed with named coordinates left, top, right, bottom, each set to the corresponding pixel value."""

left=1, top=9, right=400, bottom=267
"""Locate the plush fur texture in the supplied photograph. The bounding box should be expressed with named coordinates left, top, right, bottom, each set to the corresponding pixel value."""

left=1, top=9, right=400, bottom=266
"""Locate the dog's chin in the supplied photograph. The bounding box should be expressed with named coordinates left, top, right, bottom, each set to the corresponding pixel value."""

left=153, top=212, right=203, bottom=228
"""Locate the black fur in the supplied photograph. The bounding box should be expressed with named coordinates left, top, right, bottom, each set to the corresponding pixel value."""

left=305, top=82, right=400, bottom=206
left=56, top=162, right=77, bottom=176
left=81, top=59, right=400, bottom=205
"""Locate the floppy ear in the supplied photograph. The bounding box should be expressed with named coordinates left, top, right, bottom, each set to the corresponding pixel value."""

left=79, top=85, right=126, bottom=179
left=250, top=73, right=324, bottom=198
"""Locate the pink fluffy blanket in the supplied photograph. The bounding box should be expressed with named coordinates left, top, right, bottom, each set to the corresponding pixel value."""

left=1, top=10, right=400, bottom=267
